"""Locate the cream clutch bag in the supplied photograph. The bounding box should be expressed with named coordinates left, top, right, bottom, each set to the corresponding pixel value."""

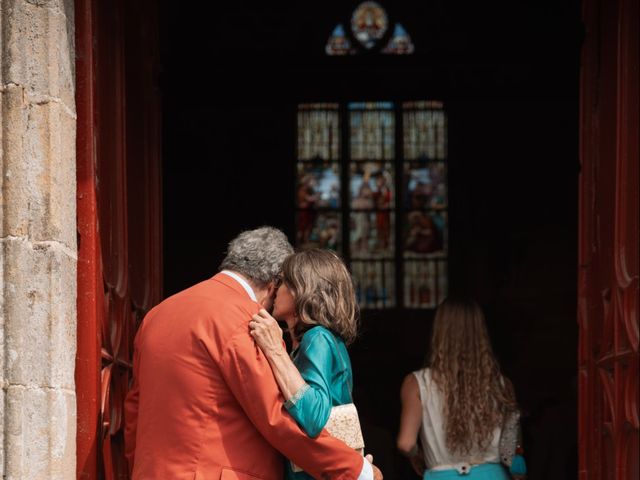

left=291, top=402, right=365, bottom=472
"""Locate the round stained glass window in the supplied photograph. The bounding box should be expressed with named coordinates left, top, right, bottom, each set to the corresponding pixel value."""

left=351, top=1, right=388, bottom=50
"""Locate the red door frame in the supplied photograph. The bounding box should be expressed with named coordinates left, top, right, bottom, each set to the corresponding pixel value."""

left=578, top=0, right=639, bottom=478
left=76, top=0, right=101, bottom=477
left=75, top=1, right=162, bottom=478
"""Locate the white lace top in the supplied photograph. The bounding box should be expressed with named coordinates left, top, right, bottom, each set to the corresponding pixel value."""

left=412, top=368, right=502, bottom=474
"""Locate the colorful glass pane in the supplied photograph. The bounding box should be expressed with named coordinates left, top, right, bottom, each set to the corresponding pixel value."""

left=297, top=162, right=341, bottom=209
left=297, top=104, right=340, bottom=160
left=352, top=260, right=396, bottom=308
left=403, top=211, right=447, bottom=257
left=350, top=212, right=394, bottom=258
left=350, top=162, right=395, bottom=209
left=296, top=211, right=341, bottom=252
left=403, top=163, right=447, bottom=209
left=326, top=24, right=353, bottom=55
left=351, top=1, right=388, bottom=49
left=401, top=101, right=448, bottom=309
left=403, top=261, right=437, bottom=308
left=382, top=23, right=415, bottom=55
left=349, top=103, right=395, bottom=160
left=403, top=107, right=447, bottom=160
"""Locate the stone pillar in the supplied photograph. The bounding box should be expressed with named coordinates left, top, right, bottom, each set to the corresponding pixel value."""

left=0, top=0, right=77, bottom=479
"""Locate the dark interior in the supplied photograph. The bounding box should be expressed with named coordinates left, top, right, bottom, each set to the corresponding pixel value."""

left=159, top=1, right=581, bottom=478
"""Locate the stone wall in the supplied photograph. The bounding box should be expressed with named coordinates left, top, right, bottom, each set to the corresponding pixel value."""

left=0, top=0, right=77, bottom=478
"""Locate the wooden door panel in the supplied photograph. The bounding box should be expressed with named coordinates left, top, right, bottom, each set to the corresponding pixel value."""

left=76, top=1, right=162, bottom=479
left=579, top=0, right=639, bottom=479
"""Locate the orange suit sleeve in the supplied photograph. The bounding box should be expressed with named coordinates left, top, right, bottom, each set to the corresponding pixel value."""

left=219, top=328, right=363, bottom=480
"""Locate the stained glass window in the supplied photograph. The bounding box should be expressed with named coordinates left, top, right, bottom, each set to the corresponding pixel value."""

left=326, top=3, right=414, bottom=55
left=402, top=101, right=448, bottom=307
left=297, top=103, right=341, bottom=161
left=382, top=24, right=415, bottom=55
left=351, top=2, right=388, bottom=50
left=325, top=25, right=353, bottom=56
left=348, top=102, right=396, bottom=308
left=296, top=104, right=342, bottom=251
left=295, top=101, right=448, bottom=310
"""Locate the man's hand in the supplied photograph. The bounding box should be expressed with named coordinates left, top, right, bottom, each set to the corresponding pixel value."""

left=371, top=464, right=383, bottom=480
left=366, top=454, right=383, bottom=480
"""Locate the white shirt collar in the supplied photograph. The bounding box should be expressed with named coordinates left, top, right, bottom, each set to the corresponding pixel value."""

left=220, top=270, right=257, bottom=302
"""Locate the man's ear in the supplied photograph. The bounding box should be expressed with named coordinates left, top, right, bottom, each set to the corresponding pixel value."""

left=258, top=281, right=277, bottom=308
left=267, top=281, right=277, bottom=298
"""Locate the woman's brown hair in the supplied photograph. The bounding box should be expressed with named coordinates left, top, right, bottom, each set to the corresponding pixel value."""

left=282, top=249, right=359, bottom=345
left=429, top=298, right=518, bottom=455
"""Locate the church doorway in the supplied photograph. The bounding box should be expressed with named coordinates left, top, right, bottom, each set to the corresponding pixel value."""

left=74, top=1, right=637, bottom=479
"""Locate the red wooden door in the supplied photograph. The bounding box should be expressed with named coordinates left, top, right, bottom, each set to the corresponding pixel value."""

left=75, top=1, right=162, bottom=478
left=578, top=0, right=639, bottom=479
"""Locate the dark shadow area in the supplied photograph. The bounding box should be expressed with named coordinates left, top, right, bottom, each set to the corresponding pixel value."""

left=159, top=1, right=581, bottom=478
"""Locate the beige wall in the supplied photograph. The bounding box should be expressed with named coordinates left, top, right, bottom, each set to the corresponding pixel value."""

left=0, top=0, right=77, bottom=478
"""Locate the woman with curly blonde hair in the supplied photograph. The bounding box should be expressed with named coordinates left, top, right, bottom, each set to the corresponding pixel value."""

left=397, top=298, right=524, bottom=479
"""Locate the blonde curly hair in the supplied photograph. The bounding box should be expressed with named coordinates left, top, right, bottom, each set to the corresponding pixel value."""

left=429, top=298, right=518, bottom=455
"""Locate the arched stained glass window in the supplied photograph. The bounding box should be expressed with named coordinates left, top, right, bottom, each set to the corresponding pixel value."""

left=296, top=101, right=448, bottom=309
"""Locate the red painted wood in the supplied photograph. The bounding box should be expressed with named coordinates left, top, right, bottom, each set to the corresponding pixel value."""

left=578, top=0, right=639, bottom=478
left=75, top=1, right=101, bottom=478
left=76, top=1, right=162, bottom=478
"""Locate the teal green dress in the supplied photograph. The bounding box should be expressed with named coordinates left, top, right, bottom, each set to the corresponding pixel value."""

left=283, top=326, right=354, bottom=480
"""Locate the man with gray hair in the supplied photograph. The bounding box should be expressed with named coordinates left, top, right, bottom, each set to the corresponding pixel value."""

left=124, top=226, right=381, bottom=480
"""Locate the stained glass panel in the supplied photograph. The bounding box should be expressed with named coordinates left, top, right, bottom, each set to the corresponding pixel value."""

left=297, top=104, right=340, bottom=160
left=401, top=101, right=448, bottom=308
left=351, top=2, right=388, bottom=49
left=350, top=162, right=395, bottom=209
left=350, top=212, right=395, bottom=259
left=296, top=211, right=342, bottom=252
left=326, top=24, right=353, bottom=55
left=403, top=163, right=447, bottom=209
left=403, top=104, right=446, bottom=160
left=404, top=211, right=447, bottom=257
left=404, top=261, right=436, bottom=308
left=382, top=23, right=415, bottom=55
left=352, top=260, right=396, bottom=308
left=349, top=103, right=395, bottom=160
left=297, top=162, right=341, bottom=209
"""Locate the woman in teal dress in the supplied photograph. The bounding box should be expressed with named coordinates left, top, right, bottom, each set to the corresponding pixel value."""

left=249, top=249, right=360, bottom=480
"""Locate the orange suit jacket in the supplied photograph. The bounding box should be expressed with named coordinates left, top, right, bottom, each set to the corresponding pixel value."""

left=124, top=273, right=363, bottom=480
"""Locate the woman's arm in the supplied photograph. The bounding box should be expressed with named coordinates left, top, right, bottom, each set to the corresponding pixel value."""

left=397, top=373, right=423, bottom=456
left=250, top=310, right=335, bottom=437
left=249, top=309, right=306, bottom=401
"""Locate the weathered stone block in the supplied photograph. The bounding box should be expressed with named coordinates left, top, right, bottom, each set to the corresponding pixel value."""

left=4, top=385, right=76, bottom=480
left=1, top=236, right=77, bottom=390
left=0, top=84, right=77, bottom=249
left=1, top=0, right=75, bottom=110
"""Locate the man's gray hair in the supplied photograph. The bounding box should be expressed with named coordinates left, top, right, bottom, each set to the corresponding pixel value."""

left=219, top=226, right=294, bottom=287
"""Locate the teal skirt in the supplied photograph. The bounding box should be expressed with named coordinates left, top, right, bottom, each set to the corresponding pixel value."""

left=423, top=463, right=509, bottom=479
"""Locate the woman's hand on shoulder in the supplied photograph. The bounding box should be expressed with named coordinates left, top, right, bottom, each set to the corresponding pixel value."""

left=249, top=309, right=286, bottom=357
